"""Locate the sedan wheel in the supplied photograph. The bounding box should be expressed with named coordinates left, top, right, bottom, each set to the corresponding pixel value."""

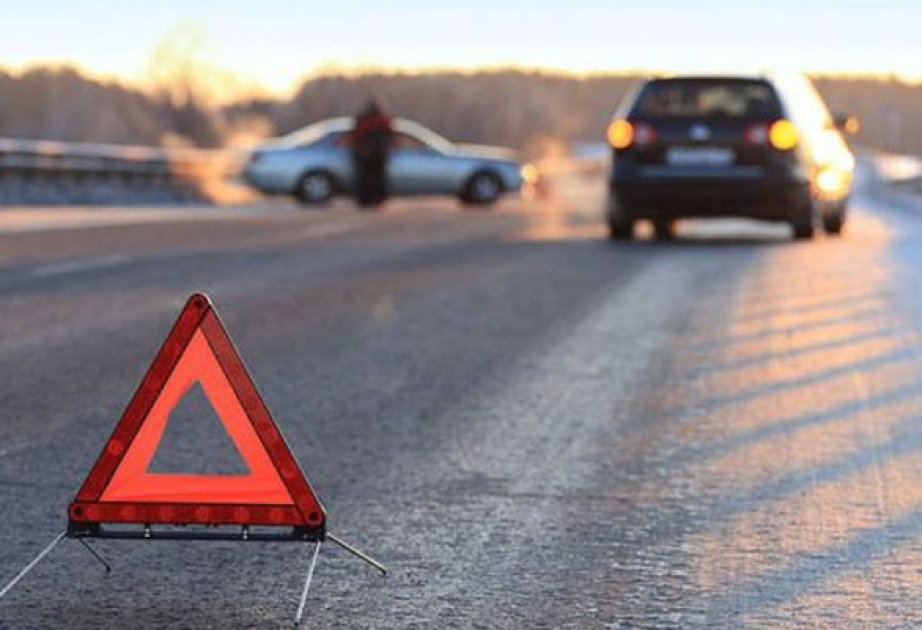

left=295, top=171, right=335, bottom=206
left=463, top=172, right=502, bottom=206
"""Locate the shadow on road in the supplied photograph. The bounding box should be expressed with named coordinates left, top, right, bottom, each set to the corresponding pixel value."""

left=588, top=208, right=922, bottom=623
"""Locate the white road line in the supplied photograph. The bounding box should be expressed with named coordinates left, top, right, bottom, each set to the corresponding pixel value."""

left=30, top=254, right=131, bottom=278
left=18, top=220, right=355, bottom=280
left=0, top=207, right=280, bottom=235
left=235, top=220, right=360, bottom=250
left=296, top=222, right=357, bottom=238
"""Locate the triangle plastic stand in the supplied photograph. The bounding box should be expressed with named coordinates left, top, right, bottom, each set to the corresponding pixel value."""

left=68, top=293, right=325, bottom=542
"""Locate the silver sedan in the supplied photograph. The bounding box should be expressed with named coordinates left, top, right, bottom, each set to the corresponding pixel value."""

left=241, top=117, right=526, bottom=207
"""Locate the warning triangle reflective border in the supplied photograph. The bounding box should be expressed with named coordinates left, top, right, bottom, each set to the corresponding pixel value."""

left=68, top=293, right=325, bottom=537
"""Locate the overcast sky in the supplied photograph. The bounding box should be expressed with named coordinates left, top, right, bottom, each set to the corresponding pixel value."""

left=2, top=0, right=920, bottom=96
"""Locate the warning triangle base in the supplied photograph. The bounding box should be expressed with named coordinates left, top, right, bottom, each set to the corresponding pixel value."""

left=68, top=523, right=322, bottom=543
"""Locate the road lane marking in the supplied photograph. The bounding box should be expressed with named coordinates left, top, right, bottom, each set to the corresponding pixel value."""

left=295, top=222, right=357, bottom=238
left=30, top=254, right=130, bottom=278
left=16, top=219, right=357, bottom=281
left=0, top=207, right=278, bottom=234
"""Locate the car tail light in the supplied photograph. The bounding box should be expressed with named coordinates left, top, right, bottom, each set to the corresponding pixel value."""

left=743, top=120, right=798, bottom=151
left=607, top=120, right=657, bottom=149
left=634, top=123, right=657, bottom=146
left=769, top=119, right=798, bottom=150
left=743, top=124, right=770, bottom=145
left=607, top=119, right=634, bottom=149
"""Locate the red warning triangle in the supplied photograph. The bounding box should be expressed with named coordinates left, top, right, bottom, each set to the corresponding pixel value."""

left=69, top=293, right=325, bottom=535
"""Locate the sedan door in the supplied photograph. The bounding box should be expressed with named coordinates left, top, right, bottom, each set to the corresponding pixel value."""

left=387, top=132, right=455, bottom=195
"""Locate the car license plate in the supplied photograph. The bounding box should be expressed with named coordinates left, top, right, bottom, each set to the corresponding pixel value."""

left=665, top=147, right=734, bottom=167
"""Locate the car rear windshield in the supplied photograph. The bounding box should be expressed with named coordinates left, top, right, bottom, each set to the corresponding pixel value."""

left=632, top=79, right=782, bottom=119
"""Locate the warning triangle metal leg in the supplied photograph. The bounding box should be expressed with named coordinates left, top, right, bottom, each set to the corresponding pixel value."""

left=0, top=531, right=66, bottom=602
left=328, top=533, right=388, bottom=576
left=77, top=538, right=112, bottom=573
left=294, top=541, right=322, bottom=627
left=0, top=531, right=113, bottom=604
left=1, top=529, right=387, bottom=621
left=292, top=534, right=387, bottom=626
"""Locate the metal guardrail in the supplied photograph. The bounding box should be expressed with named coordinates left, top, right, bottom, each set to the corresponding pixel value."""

left=866, top=150, right=922, bottom=185
left=0, top=138, right=234, bottom=180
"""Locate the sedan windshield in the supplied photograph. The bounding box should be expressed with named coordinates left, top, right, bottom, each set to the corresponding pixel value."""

left=277, top=118, right=351, bottom=148
left=394, top=121, right=453, bottom=153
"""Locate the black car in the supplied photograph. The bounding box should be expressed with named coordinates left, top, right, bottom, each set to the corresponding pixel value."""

left=606, top=73, right=856, bottom=240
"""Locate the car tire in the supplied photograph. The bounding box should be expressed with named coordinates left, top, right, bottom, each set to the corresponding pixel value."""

left=653, top=220, right=675, bottom=240
left=790, top=197, right=815, bottom=240
left=608, top=219, right=634, bottom=240
left=294, top=171, right=336, bottom=206
left=822, top=207, right=846, bottom=235
left=462, top=171, right=502, bottom=206
left=606, top=195, right=634, bottom=241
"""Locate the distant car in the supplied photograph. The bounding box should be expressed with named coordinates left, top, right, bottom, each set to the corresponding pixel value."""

left=242, top=117, right=525, bottom=207
left=605, top=73, right=856, bottom=240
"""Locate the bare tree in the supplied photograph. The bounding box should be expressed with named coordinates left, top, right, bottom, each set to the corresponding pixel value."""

left=2, top=64, right=921, bottom=156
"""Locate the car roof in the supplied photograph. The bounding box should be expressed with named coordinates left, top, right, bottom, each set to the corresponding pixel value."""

left=643, top=70, right=811, bottom=86
left=646, top=72, right=772, bottom=83
left=280, top=117, right=453, bottom=150
left=283, top=116, right=442, bottom=136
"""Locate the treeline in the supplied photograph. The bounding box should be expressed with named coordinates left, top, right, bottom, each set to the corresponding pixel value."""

left=2, top=66, right=921, bottom=156
left=813, top=76, right=922, bottom=156
left=260, top=71, right=639, bottom=155
left=0, top=67, right=223, bottom=147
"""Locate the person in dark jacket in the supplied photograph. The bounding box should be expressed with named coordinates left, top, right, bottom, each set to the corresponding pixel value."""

left=351, top=99, right=394, bottom=207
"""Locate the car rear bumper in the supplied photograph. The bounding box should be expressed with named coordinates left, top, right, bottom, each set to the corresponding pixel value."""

left=609, top=168, right=810, bottom=221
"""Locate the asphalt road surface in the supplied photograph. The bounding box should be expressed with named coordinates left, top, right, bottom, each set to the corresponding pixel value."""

left=2, top=170, right=922, bottom=628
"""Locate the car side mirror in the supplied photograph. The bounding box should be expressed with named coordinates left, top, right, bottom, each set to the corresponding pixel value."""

left=833, top=113, right=860, bottom=135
